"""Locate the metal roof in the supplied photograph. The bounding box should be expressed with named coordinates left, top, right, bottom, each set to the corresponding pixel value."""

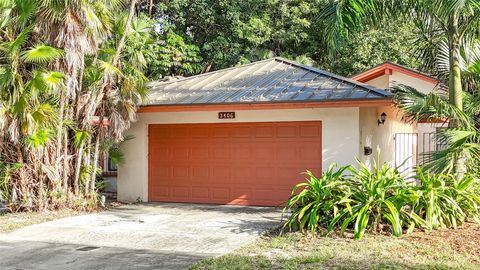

left=145, top=57, right=392, bottom=106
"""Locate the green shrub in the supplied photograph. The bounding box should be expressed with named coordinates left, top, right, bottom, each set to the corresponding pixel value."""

left=405, top=168, right=480, bottom=231
left=283, top=158, right=480, bottom=240
left=282, top=164, right=351, bottom=234
left=333, top=159, right=406, bottom=239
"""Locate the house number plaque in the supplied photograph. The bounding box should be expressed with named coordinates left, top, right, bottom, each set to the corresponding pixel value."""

left=218, top=112, right=235, bottom=119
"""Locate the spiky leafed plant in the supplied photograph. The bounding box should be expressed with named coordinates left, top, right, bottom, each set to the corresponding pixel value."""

left=0, top=23, right=65, bottom=206
left=321, top=0, right=480, bottom=177
left=406, top=167, right=480, bottom=231
left=283, top=164, right=352, bottom=235
left=394, top=84, right=480, bottom=174
left=0, top=0, right=149, bottom=210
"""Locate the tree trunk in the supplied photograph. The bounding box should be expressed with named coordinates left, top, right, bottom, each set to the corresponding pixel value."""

left=84, top=136, right=92, bottom=193
left=56, top=93, right=65, bottom=159
left=113, top=0, right=138, bottom=68
left=14, top=144, right=27, bottom=202
left=90, top=135, right=101, bottom=194
left=148, top=0, right=154, bottom=16
left=62, top=131, right=69, bottom=194
left=448, top=14, right=465, bottom=179
left=73, top=141, right=85, bottom=196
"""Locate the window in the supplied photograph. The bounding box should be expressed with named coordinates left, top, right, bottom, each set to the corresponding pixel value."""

left=102, top=154, right=117, bottom=176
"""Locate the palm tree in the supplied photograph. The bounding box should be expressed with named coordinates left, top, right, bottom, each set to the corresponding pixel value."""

left=0, top=27, right=65, bottom=205
left=394, top=85, right=480, bottom=174
left=0, top=0, right=147, bottom=210
left=321, top=0, right=480, bottom=176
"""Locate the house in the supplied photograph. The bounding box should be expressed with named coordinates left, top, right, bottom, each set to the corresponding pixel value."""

left=352, top=61, right=444, bottom=176
left=116, top=58, right=441, bottom=206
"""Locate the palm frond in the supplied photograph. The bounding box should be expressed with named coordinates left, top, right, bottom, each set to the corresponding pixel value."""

left=22, top=44, right=63, bottom=63
left=393, top=84, right=472, bottom=128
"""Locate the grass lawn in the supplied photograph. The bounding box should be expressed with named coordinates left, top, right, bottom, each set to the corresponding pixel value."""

left=191, top=222, right=480, bottom=270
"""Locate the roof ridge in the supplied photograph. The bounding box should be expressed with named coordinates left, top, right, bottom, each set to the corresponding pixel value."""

left=145, top=58, right=394, bottom=106
left=149, top=57, right=390, bottom=98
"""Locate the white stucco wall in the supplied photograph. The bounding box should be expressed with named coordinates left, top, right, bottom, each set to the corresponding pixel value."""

left=363, top=74, right=390, bottom=89
left=118, top=107, right=360, bottom=202
left=390, top=71, right=439, bottom=94
left=359, top=70, right=439, bottom=168
left=359, top=105, right=416, bottom=167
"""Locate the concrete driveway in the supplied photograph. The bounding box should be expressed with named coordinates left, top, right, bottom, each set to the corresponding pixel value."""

left=0, top=203, right=282, bottom=270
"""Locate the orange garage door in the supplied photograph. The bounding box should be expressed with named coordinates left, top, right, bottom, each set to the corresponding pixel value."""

left=148, top=121, right=322, bottom=206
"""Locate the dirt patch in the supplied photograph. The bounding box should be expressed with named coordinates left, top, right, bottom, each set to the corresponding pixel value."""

left=408, top=221, right=480, bottom=258
left=0, top=209, right=81, bottom=233
left=0, top=200, right=126, bottom=233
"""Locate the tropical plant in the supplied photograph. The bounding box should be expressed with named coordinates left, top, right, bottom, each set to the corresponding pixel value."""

left=0, top=0, right=153, bottom=211
left=333, top=157, right=406, bottom=239
left=148, top=0, right=420, bottom=75
left=283, top=164, right=351, bottom=234
left=321, top=0, right=480, bottom=177
left=405, top=167, right=480, bottom=231
left=394, top=85, right=480, bottom=174
left=146, top=28, right=203, bottom=79
left=284, top=155, right=408, bottom=240
left=284, top=158, right=480, bottom=239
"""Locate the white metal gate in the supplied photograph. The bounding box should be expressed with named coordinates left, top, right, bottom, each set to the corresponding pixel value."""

left=395, top=133, right=418, bottom=181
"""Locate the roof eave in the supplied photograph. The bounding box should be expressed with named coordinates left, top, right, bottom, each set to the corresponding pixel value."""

left=352, top=62, right=439, bottom=85
left=138, top=98, right=394, bottom=113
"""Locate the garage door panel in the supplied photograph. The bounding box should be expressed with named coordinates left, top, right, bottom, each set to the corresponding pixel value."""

left=255, top=126, right=274, bottom=138
left=276, top=146, right=298, bottom=160
left=191, top=127, right=210, bottom=138
left=191, top=186, right=209, bottom=199
left=231, top=145, right=251, bottom=159
left=172, top=186, right=190, bottom=198
left=277, top=125, right=297, bottom=137
left=148, top=121, right=322, bottom=206
left=212, top=187, right=230, bottom=199
left=232, top=126, right=252, bottom=138
left=232, top=167, right=252, bottom=179
left=253, top=147, right=275, bottom=159
left=212, top=146, right=229, bottom=159
left=192, top=166, right=209, bottom=178
left=191, top=147, right=209, bottom=159
left=150, top=185, right=169, bottom=199
left=213, top=127, right=230, bottom=138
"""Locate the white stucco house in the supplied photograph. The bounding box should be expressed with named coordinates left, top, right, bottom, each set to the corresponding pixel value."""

left=113, top=58, right=442, bottom=206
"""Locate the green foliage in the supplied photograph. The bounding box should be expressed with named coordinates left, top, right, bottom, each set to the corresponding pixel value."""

left=323, top=21, right=421, bottom=76
left=0, top=162, right=20, bottom=203
left=152, top=0, right=422, bottom=76
left=284, top=156, right=480, bottom=240
left=341, top=158, right=405, bottom=239
left=155, top=0, right=328, bottom=70
left=22, top=44, right=63, bottom=63
left=394, top=85, right=480, bottom=174
left=408, top=168, right=480, bottom=231
left=27, top=129, right=53, bottom=148
left=147, top=28, right=203, bottom=79
left=283, top=165, right=351, bottom=235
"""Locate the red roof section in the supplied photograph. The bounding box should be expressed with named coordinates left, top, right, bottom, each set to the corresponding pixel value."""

left=351, top=62, right=439, bottom=84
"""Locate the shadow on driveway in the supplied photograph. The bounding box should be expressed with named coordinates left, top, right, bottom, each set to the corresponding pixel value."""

left=0, top=203, right=283, bottom=269
left=0, top=240, right=210, bottom=270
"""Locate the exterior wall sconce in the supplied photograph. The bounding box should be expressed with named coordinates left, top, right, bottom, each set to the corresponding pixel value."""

left=377, top=112, right=387, bottom=126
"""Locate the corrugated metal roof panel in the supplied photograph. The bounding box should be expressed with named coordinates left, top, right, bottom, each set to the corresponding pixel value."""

left=144, top=57, right=392, bottom=106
